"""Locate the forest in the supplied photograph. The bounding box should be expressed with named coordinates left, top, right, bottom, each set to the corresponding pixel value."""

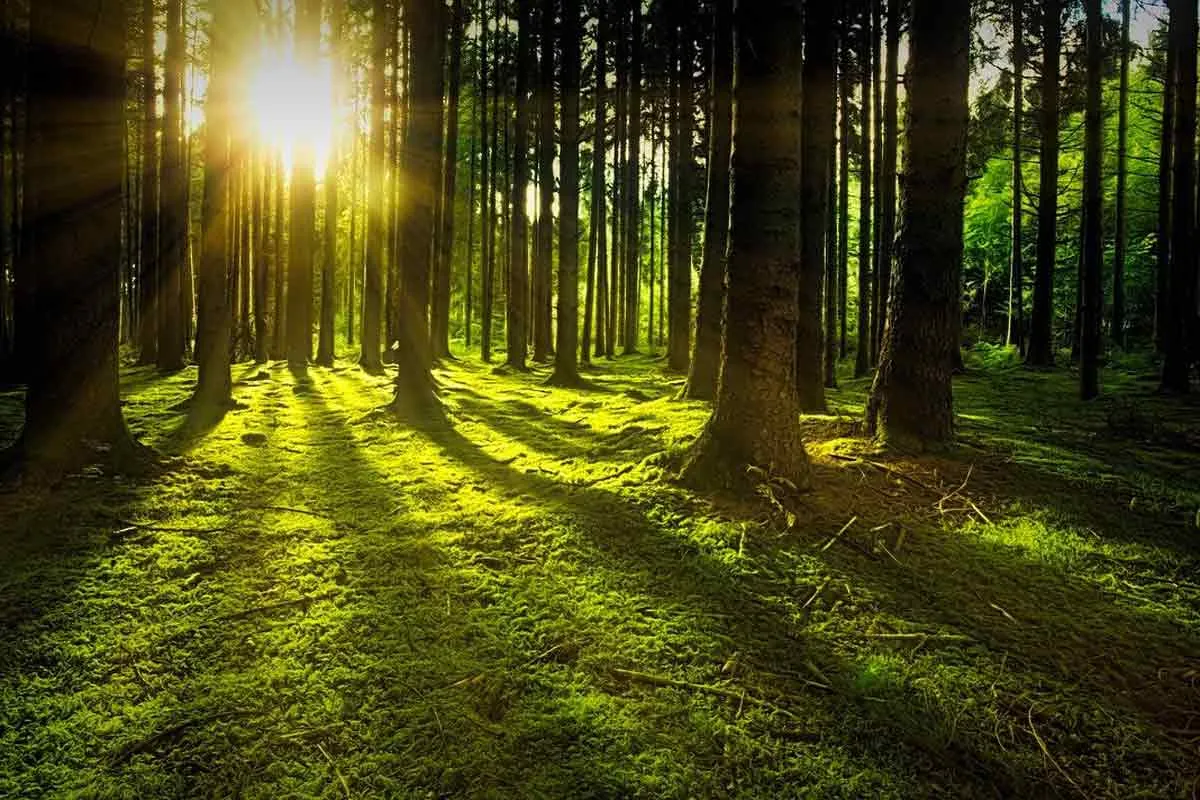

left=0, top=0, right=1198, bottom=796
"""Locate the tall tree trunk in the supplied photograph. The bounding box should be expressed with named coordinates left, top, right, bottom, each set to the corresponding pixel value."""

left=534, top=0, right=555, bottom=362
left=481, top=0, right=500, bottom=362
left=1027, top=0, right=1060, bottom=366
left=1154, top=18, right=1176, bottom=354
left=824, top=122, right=838, bottom=389
left=869, top=0, right=883, bottom=365
left=867, top=0, right=969, bottom=447
left=854, top=0, right=872, bottom=378
left=837, top=30, right=850, bottom=361
left=254, top=147, right=269, bottom=363
left=796, top=0, right=834, bottom=412
left=158, top=0, right=187, bottom=371
left=506, top=0, right=533, bottom=369
left=195, top=0, right=237, bottom=408
left=317, top=0, right=343, bottom=366
left=393, top=0, right=440, bottom=412
left=550, top=0, right=581, bottom=384
left=288, top=0, right=321, bottom=369
left=434, top=0, right=464, bottom=359
left=875, top=0, right=898, bottom=365
left=14, top=0, right=142, bottom=471
left=272, top=154, right=287, bottom=359
left=621, top=0, right=642, bottom=354
left=1080, top=0, right=1103, bottom=400
left=137, top=0, right=159, bottom=364
left=360, top=0, right=387, bottom=371
left=682, top=0, right=809, bottom=490
left=667, top=10, right=693, bottom=372
left=1111, top=0, right=1130, bottom=348
left=583, top=6, right=606, bottom=363
left=1161, top=0, right=1196, bottom=392
left=683, top=0, right=732, bottom=401
left=1007, top=0, right=1024, bottom=353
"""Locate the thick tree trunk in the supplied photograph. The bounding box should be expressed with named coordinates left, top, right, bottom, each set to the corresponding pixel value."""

left=1111, top=0, right=1129, bottom=348
left=684, top=0, right=732, bottom=401
left=1007, top=0, right=1024, bottom=353
left=1027, top=0, right=1060, bottom=367
left=1161, top=0, right=1196, bottom=393
left=550, top=0, right=582, bottom=384
left=682, top=0, right=809, bottom=491
left=1079, top=0, right=1103, bottom=400
left=393, top=0, right=441, bottom=412
left=157, top=0, right=187, bottom=372
left=506, top=0, right=533, bottom=370
left=15, top=0, right=142, bottom=471
left=195, top=0, right=237, bottom=408
left=796, top=0, right=834, bottom=412
left=867, top=0, right=969, bottom=448
left=854, top=0, right=872, bottom=379
left=360, top=0, right=387, bottom=371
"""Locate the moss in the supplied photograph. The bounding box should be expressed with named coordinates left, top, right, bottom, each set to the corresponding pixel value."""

left=0, top=349, right=1197, bottom=798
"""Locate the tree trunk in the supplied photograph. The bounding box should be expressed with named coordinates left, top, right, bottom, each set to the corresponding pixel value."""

left=157, top=0, right=187, bottom=371
left=866, top=0, right=969, bottom=448
left=1111, top=0, right=1129, bottom=348
left=550, top=0, right=582, bottom=384
left=854, top=0, right=872, bottom=379
left=667, top=11, right=693, bottom=372
left=1154, top=17, right=1176, bottom=354
left=621, top=0, right=642, bottom=354
left=869, top=0, right=883, bottom=366
left=433, top=0, right=464, bottom=360
left=875, top=0, right=898, bottom=367
left=1026, top=0, right=1060, bottom=366
left=317, top=0, right=343, bottom=367
left=837, top=31, right=850, bottom=361
left=1161, top=0, right=1196, bottom=392
left=14, top=0, right=142, bottom=471
left=136, top=0, right=160, bottom=365
left=682, top=0, right=809, bottom=491
left=287, top=0, right=320, bottom=369
left=506, top=0, right=533, bottom=370
left=393, top=0, right=441, bottom=412
left=271, top=154, right=287, bottom=360
left=583, top=8, right=607, bottom=363
left=683, top=0, right=732, bottom=401
left=533, top=0, right=555, bottom=362
left=1079, top=0, right=1103, bottom=400
left=481, top=0, right=500, bottom=362
left=1007, top=0, right=1024, bottom=353
left=824, top=120, right=838, bottom=389
left=360, top=0, right=387, bottom=371
left=254, top=148, right=269, bottom=363
left=796, top=0, right=834, bottom=412
left=195, top=0, right=237, bottom=408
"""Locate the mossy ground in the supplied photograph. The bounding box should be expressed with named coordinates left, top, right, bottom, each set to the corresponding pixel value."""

left=1, top=344, right=1197, bottom=798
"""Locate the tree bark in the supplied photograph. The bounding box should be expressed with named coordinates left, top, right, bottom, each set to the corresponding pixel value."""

left=1026, top=0, right=1060, bottom=367
left=533, top=0, right=555, bottom=362
left=667, top=8, right=693, bottom=372
left=360, top=0, right=387, bottom=371
left=1079, top=0, right=1103, bottom=400
left=682, top=0, right=809, bottom=491
left=287, top=0, right=321, bottom=369
left=137, top=0, right=160, bottom=365
left=157, top=0, right=187, bottom=371
left=796, top=0, right=834, bottom=412
left=866, top=0, right=969, bottom=448
left=1111, top=0, right=1129, bottom=348
left=583, top=7, right=606, bottom=363
left=433, top=0, right=464, bottom=360
left=1007, top=0, right=1024, bottom=353
left=317, top=0, right=343, bottom=367
left=683, top=0, right=732, bottom=401
left=621, top=0, right=642, bottom=354
left=550, top=0, right=582, bottom=384
left=875, top=0, right=898, bottom=368
left=854, top=0, right=872, bottom=379
left=506, top=0, right=533, bottom=370
left=1154, top=17, right=1176, bottom=354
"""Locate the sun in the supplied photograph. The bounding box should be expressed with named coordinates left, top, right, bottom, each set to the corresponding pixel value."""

left=246, top=49, right=336, bottom=179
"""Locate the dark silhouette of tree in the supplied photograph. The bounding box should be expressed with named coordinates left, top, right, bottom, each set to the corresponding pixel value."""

left=1007, top=0, right=1024, bottom=353
left=137, top=0, right=160, bottom=365
left=1079, top=0, right=1103, bottom=400
left=316, top=0, right=344, bottom=368
left=1154, top=18, right=1175, bottom=354
left=854, top=0, right=872, bottom=379
left=1111, top=0, right=1130, bottom=349
left=867, top=0, right=969, bottom=447
left=1026, top=0, right=1060, bottom=367
left=551, top=0, right=582, bottom=385
left=507, top=0, right=533, bottom=371
left=534, top=0, right=555, bottom=363
left=433, top=0, right=464, bottom=360
left=667, top=3, right=693, bottom=373
left=360, top=0, right=387, bottom=372
left=157, top=0, right=187, bottom=372
left=875, top=0, right=899, bottom=365
left=682, top=0, right=809, bottom=490
left=683, top=0, right=732, bottom=401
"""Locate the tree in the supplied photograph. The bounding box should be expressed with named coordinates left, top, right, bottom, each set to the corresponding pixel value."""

left=157, top=0, right=187, bottom=372
left=875, top=0, right=899, bottom=364
left=360, top=0, right=387, bottom=372
left=620, top=0, right=642, bottom=355
left=796, top=0, right=835, bottom=412
left=507, top=0, right=533, bottom=370
left=550, top=0, right=582, bottom=385
left=667, top=6, right=693, bottom=372
left=683, top=0, right=732, bottom=401
left=1079, top=0, right=1103, bottom=400
left=681, top=0, right=810, bottom=490
left=1111, top=0, right=1130, bottom=348
left=1154, top=18, right=1175, bottom=354
left=854, top=0, right=872, bottom=379
left=433, top=0, right=464, bottom=360
left=137, top=0, right=160, bottom=365
left=534, top=0, right=555, bottom=362
left=393, top=0, right=442, bottom=413
left=1006, top=0, right=1024, bottom=353
left=1026, top=0, right=1060, bottom=367
left=866, top=0, right=969, bottom=447
left=317, top=0, right=344, bottom=367
left=588, top=8, right=609, bottom=360
left=287, top=0, right=321, bottom=369
left=7, top=0, right=144, bottom=472
left=1161, top=0, right=1196, bottom=393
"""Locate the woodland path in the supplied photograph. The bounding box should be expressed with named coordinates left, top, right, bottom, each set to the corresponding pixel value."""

left=1, top=351, right=1198, bottom=798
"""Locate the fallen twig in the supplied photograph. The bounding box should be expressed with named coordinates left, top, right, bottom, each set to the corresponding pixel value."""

left=611, top=668, right=801, bottom=720
left=937, top=464, right=974, bottom=512
left=1028, top=705, right=1086, bottom=798
left=821, top=516, right=858, bottom=552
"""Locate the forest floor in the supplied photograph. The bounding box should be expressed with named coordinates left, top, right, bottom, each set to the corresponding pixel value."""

left=1, top=345, right=1198, bottom=799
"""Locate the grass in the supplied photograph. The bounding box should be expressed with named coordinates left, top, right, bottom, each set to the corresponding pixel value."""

left=0, top=345, right=1197, bottom=798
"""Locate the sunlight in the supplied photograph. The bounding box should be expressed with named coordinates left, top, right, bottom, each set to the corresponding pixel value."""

left=246, top=50, right=335, bottom=179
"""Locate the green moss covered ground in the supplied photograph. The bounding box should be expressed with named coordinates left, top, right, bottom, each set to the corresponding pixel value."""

left=1, top=347, right=1197, bottom=798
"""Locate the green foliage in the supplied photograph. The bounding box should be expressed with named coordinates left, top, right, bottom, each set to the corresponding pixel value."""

left=1, top=353, right=1197, bottom=798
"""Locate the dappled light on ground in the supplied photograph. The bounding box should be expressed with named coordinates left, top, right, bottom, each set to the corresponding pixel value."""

left=1, top=351, right=1197, bottom=798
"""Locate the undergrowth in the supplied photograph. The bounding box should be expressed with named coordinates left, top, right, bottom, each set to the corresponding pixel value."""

left=0, top=348, right=1197, bottom=798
